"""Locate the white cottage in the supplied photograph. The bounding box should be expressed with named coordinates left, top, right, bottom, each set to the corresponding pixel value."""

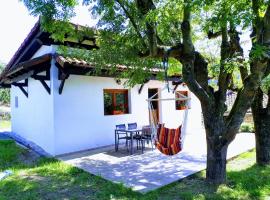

left=0, top=21, right=203, bottom=156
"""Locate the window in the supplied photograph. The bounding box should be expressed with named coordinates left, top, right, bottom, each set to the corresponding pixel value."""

left=15, top=96, right=19, bottom=108
left=175, top=91, right=188, bottom=110
left=104, top=89, right=129, bottom=115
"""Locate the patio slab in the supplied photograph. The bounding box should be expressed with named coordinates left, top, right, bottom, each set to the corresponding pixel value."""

left=58, top=131, right=255, bottom=193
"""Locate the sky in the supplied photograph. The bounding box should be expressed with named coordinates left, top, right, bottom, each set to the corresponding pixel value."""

left=0, top=0, right=97, bottom=64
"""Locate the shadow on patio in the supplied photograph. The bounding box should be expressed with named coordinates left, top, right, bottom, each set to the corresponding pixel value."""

left=57, top=131, right=255, bottom=193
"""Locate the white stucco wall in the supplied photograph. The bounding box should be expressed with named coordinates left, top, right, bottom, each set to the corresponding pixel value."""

left=51, top=67, right=203, bottom=155
left=11, top=45, right=203, bottom=156
left=11, top=45, right=56, bottom=155
left=11, top=77, right=55, bottom=154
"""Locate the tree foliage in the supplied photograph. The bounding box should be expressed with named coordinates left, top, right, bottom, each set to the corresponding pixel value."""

left=0, top=63, right=10, bottom=105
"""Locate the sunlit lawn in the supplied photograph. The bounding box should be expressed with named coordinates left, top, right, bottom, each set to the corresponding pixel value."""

left=0, top=120, right=11, bottom=130
left=0, top=140, right=269, bottom=200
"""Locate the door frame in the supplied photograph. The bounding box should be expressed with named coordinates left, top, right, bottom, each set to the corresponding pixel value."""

left=148, top=88, right=160, bottom=124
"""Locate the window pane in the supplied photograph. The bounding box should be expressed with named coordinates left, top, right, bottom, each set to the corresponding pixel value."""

left=176, top=91, right=188, bottom=110
left=104, top=92, right=113, bottom=115
left=103, top=89, right=129, bottom=115
left=115, top=93, right=127, bottom=112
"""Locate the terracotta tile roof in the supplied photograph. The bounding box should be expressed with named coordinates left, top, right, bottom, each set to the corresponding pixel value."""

left=56, top=55, right=92, bottom=68
left=55, top=54, right=163, bottom=73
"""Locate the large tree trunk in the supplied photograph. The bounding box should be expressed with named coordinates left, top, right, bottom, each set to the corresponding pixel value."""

left=252, top=89, right=270, bottom=165
left=202, top=105, right=230, bottom=184
left=206, top=136, right=228, bottom=183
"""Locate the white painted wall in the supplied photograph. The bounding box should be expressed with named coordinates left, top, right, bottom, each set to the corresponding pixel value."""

left=11, top=45, right=56, bottom=155
left=52, top=66, right=203, bottom=155
left=11, top=45, right=203, bottom=156
left=11, top=77, right=55, bottom=154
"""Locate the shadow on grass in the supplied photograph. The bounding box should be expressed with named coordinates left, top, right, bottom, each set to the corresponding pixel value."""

left=0, top=141, right=269, bottom=200
left=143, top=163, right=270, bottom=200
left=0, top=157, right=146, bottom=200
left=227, top=164, right=270, bottom=199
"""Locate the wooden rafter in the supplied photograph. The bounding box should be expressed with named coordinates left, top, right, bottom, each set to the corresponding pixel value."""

left=32, top=68, right=51, bottom=94
left=12, top=79, right=28, bottom=98
left=56, top=63, right=70, bottom=95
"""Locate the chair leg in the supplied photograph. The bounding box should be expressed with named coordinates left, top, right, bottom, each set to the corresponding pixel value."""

left=126, top=140, right=130, bottom=152
left=116, top=135, right=119, bottom=151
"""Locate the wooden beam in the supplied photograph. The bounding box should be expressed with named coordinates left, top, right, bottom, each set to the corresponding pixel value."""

left=0, top=84, right=11, bottom=88
left=32, top=75, right=50, bottom=80
left=58, top=70, right=69, bottom=95
left=12, top=32, right=43, bottom=67
left=32, top=68, right=50, bottom=80
left=9, top=71, right=34, bottom=83
left=59, top=78, right=66, bottom=95
left=31, top=67, right=51, bottom=94
left=12, top=79, right=28, bottom=98
left=18, top=86, right=28, bottom=98
left=6, top=54, right=52, bottom=78
left=12, top=79, right=28, bottom=87
left=39, top=79, right=50, bottom=94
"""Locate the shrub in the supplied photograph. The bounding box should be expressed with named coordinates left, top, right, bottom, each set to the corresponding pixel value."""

left=0, top=88, right=10, bottom=105
left=1, top=112, right=11, bottom=120
left=240, top=123, right=255, bottom=133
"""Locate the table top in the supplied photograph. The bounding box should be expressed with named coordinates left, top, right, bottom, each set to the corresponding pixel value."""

left=115, top=127, right=144, bottom=132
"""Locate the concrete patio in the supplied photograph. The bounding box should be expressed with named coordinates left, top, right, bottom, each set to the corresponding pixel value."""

left=58, top=130, right=255, bottom=193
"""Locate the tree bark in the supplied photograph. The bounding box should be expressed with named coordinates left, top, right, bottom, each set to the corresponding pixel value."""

left=254, top=113, right=270, bottom=165
left=206, top=138, right=228, bottom=183
left=252, top=89, right=270, bottom=165
left=201, top=103, right=229, bottom=183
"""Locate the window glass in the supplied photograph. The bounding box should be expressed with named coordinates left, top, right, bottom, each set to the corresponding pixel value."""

left=104, top=92, right=113, bottom=115
left=104, top=89, right=129, bottom=115
left=176, top=91, right=189, bottom=110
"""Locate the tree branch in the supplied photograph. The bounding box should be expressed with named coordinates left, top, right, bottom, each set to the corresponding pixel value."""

left=224, top=3, right=270, bottom=142
left=136, top=0, right=158, bottom=56
left=229, top=29, right=249, bottom=80
left=218, top=25, right=231, bottom=107
left=180, top=0, right=211, bottom=104
left=262, top=3, right=270, bottom=45
left=181, top=0, right=194, bottom=54
left=115, top=0, right=147, bottom=49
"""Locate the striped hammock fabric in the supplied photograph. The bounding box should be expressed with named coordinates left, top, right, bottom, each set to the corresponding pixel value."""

left=155, top=125, right=182, bottom=156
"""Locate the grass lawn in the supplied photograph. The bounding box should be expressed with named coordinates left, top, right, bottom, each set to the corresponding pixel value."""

left=0, top=120, right=11, bottom=130
left=0, top=140, right=269, bottom=200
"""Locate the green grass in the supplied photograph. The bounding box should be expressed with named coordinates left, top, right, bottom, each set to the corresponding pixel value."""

left=240, top=122, right=255, bottom=133
left=0, top=120, right=11, bottom=129
left=0, top=141, right=269, bottom=200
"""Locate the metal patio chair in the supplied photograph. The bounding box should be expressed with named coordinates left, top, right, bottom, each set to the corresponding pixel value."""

left=115, top=124, right=131, bottom=152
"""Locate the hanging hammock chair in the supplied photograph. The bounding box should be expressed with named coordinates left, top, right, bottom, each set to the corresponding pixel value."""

left=147, top=85, right=190, bottom=156
left=146, top=49, right=190, bottom=156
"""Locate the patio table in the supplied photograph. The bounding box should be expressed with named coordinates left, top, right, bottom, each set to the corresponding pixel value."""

left=115, top=127, right=143, bottom=155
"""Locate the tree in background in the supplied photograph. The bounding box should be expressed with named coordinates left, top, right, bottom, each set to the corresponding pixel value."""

left=205, top=0, right=270, bottom=166
left=252, top=75, right=270, bottom=165
left=0, top=62, right=10, bottom=105
left=21, top=0, right=270, bottom=183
